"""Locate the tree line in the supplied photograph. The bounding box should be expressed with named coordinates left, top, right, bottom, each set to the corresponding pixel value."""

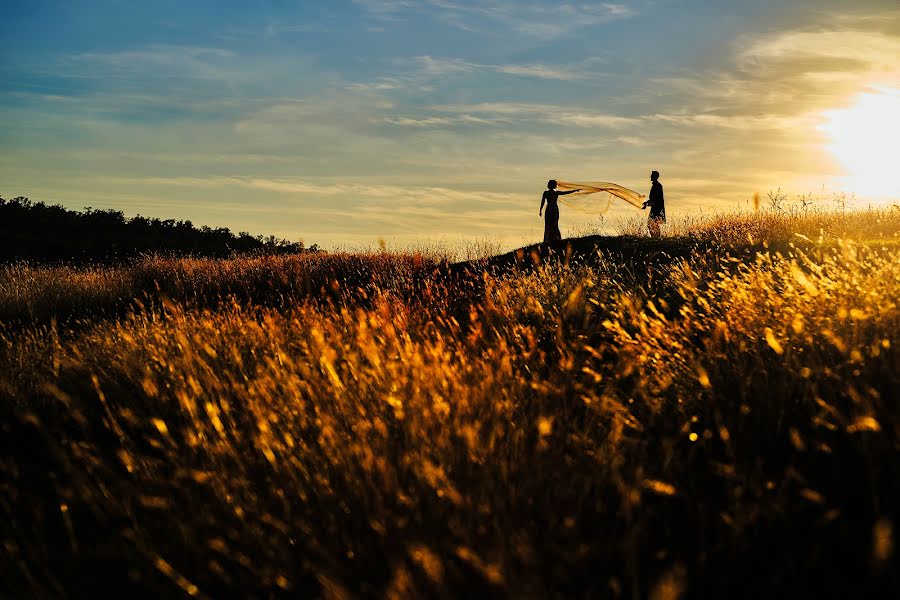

left=0, top=196, right=319, bottom=263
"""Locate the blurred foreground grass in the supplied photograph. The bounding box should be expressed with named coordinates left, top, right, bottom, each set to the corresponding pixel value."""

left=1, top=209, right=898, bottom=598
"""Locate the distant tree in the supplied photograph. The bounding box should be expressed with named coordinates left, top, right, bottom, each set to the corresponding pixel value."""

left=0, top=195, right=318, bottom=263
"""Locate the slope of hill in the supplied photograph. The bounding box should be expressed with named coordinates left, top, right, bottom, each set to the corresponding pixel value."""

left=1, top=208, right=898, bottom=598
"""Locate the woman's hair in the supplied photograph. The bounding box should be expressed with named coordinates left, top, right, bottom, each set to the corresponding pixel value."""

left=547, top=179, right=557, bottom=189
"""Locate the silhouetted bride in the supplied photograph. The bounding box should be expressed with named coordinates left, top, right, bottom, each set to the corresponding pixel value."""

left=539, top=180, right=579, bottom=243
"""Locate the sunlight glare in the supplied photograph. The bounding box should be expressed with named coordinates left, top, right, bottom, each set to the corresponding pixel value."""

left=819, top=87, right=900, bottom=198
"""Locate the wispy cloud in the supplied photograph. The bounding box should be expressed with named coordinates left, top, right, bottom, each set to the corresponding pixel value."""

left=635, top=18, right=900, bottom=128
left=392, top=102, right=628, bottom=128
left=738, top=29, right=900, bottom=73
left=414, top=55, right=588, bottom=80
left=59, top=45, right=239, bottom=83
left=80, top=174, right=533, bottom=239
left=382, top=115, right=494, bottom=127
left=107, top=175, right=521, bottom=205
left=384, top=99, right=814, bottom=132
left=344, top=55, right=596, bottom=95
left=734, top=27, right=900, bottom=108
left=352, top=0, right=419, bottom=18
left=354, top=0, right=637, bottom=37
left=650, top=112, right=817, bottom=132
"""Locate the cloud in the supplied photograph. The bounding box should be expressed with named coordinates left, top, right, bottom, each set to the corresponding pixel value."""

left=649, top=112, right=816, bottom=132
left=492, top=63, right=583, bottom=80
left=107, top=175, right=521, bottom=205
left=736, top=27, right=900, bottom=104
left=382, top=115, right=494, bottom=126
left=417, top=55, right=588, bottom=80
left=59, top=45, right=239, bottom=83
left=362, top=55, right=591, bottom=83
left=12, top=43, right=332, bottom=107
left=68, top=174, right=535, bottom=241
left=346, top=80, right=404, bottom=92
left=354, top=0, right=637, bottom=37
left=342, top=54, right=600, bottom=103
left=633, top=21, right=900, bottom=130
left=352, top=0, right=419, bottom=18
left=738, top=29, right=900, bottom=73
left=389, top=102, right=638, bottom=128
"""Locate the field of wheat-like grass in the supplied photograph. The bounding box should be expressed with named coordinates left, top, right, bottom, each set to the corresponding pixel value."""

left=1, top=209, right=898, bottom=598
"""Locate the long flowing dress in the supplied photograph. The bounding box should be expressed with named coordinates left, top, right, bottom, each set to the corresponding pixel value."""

left=543, top=192, right=561, bottom=243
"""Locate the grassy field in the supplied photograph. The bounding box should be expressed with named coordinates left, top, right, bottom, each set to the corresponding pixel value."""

left=1, top=208, right=898, bottom=598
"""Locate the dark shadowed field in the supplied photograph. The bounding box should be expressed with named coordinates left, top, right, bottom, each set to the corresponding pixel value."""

left=2, top=209, right=898, bottom=598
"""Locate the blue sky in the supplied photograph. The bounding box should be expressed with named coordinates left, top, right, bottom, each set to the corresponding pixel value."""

left=2, top=1, right=898, bottom=247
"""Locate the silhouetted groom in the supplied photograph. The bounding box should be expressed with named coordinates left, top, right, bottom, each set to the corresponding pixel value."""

left=642, top=171, right=665, bottom=238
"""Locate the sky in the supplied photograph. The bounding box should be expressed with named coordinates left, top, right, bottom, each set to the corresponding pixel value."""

left=2, top=1, right=899, bottom=249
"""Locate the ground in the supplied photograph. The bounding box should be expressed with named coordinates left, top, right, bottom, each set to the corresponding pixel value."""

left=1, top=209, right=898, bottom=598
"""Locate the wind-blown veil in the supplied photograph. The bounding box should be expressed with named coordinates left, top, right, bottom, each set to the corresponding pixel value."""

left=554, top=181, right=645, bottom=215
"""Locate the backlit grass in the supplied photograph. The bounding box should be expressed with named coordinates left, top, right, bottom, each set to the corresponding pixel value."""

left=1, top=209, right=898, bottom=598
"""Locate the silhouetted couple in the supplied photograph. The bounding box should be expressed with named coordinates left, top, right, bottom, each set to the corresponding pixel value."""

left=641, top=171, right=666, bottom=238
left=540, top=172, right=666, bottom=242
left=539, top=180, right=580, bottom=243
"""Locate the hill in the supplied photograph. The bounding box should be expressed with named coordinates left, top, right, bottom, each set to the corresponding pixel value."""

left=1, top=207, right=898, bottom=598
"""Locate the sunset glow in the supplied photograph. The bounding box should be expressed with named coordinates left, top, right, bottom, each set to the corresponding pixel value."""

left=1, top=2, right=899, bottom=246
left=820, top=88, right=900, bottom=198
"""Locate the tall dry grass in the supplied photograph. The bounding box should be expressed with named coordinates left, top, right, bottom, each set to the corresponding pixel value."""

left=615, top=205, right=899, bottom=243
left=0, top=251, right=451, bottom=327
left=1, top=209, right=898, bottom=598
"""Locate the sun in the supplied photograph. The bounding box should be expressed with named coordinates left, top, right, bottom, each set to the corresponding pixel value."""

left=819, top=87, right=900, bottom=199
